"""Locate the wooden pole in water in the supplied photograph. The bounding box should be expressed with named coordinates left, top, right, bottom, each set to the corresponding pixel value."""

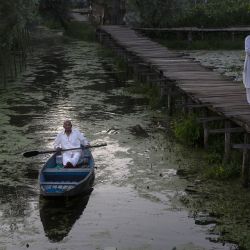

left=242, top=133, right=250, bottom=188
left=18, top=51, right=22, bottom=72
left=203, top=121, right=209, bottom=149
left=3, top=61, right=7, bottom=86
left=167, top=86, right=173, bottom=116
left=18, top=28, right=22, bottom=72
left=159, top=77, right=167, bottom=101
left=13, top=53, right=17, bottom=77
left=0, top=50, right=3, bottom=85
left=20, top=28, right=26, bottom=70
left=6, top=40, right=14, bottom=80
left=223, top=120, right=231, bottom=163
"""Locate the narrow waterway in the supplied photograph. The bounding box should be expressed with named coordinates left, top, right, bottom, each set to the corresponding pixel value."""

left=0, top=27, right=238, bottom=250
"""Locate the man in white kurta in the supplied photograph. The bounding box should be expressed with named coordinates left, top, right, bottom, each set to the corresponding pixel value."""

left=54, top=120, right=89, bottom=167
left=243, top=35, right=250, bottom=104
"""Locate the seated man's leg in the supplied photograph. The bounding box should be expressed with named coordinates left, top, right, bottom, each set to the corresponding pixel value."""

left=62, top=152, right=71, bottom=166
left=71, top=152, right=81, bottom=167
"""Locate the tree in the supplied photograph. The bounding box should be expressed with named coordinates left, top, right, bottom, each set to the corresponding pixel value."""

left=126, top=0, right=186, bottom=27
left=39, top=0, right=71, bottom=29
left=91, top=0, right=126, bottom=25
left=124, top=0, right=250, bottom=28
left=0, top=0, right=38, bottom=49
left=0, top=0, right=38, bottom=84
left=180, top=0, right=250, bottom=27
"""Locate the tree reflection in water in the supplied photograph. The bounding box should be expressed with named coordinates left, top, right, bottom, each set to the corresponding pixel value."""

left=39, top=193, right=91, bottom=242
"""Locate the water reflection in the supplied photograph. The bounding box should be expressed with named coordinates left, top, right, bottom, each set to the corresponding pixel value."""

left=39, top=194, right=90, bottom=242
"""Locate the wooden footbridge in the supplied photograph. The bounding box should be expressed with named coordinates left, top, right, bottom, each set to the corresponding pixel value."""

left=96, top=25, right=250, bottom=186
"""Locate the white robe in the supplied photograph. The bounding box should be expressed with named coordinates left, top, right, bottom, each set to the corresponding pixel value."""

left=243, top=35, right=250, bottom=103
left=54, top=128, right=89, bottom=166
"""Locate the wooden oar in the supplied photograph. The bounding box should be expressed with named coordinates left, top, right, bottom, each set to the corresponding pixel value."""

left=23, top=143, right=107, bottom=158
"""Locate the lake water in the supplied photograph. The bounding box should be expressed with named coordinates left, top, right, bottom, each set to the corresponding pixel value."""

left=0, top=27, right=238, bottom=250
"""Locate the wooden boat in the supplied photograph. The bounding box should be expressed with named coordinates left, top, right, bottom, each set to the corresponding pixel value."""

left=39, top=148, right=95, bottom=197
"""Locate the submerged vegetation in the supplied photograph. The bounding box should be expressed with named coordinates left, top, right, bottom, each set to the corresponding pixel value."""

left=171, top=112, right=242, bottom=180
left=172, top=114, right=202, bottom=146
left=125, top=83, right=162, bottom=109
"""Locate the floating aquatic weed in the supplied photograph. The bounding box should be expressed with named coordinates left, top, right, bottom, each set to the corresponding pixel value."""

left=187, top=50, right=244, bottom=82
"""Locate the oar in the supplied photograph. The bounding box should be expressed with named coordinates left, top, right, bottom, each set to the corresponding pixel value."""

left=23, top=143, right=107, bottom=158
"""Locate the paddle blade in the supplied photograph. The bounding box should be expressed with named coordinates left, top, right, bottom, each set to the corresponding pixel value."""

left=23, top=150, right=40, bottom=158
left=89, top=143, right=107, bottom=148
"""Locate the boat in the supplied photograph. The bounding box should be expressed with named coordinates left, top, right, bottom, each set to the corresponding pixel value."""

left=39, top=147, right=95, bottom=197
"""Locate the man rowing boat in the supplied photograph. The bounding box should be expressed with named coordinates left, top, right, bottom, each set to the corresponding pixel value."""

left=54, top=120, right=90, bottom=168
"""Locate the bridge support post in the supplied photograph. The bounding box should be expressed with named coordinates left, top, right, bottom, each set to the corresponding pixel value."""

left=167, top=86, right=174, bottom=116
left=160, top=81, right=167, bottom=100
left=242, top=133, right=250, bottom=188
left=203, top=122, right=209, bottom=149
left=224, top=120, right=231, bottom=163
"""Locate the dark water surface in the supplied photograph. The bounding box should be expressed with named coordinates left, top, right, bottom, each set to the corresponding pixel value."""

left=0, top=28, right=236, bottom=250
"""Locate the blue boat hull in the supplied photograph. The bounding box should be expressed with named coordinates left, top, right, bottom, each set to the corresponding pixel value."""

left=39, top=148, right=95, bottom=197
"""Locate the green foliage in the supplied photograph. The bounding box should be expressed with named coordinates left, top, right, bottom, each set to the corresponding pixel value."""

left=172, top=114, right=202, bottom=146
left=127, top=0, right=185, bottom=27
left=64, top=21, right=96, bottom=41
left=39, top=0, right=71, bottom=29
left=115, top=57, right=127, bottom=71
left=178, top=0, right=250, bottom=28
left=97, top=47, right=114, bottom=57
left=205, top=152, right=222, bottom=165
left=204, top=162, right=240, bottom=180
left=42, top=18, right=62, bottom=30
left=147, top=85, right=161, bottom=108
left=0, top=0, right=38, bottom=48
left=126, top=82, right=161, bottom=109
left=206, top=136, right=224, bottom=163
left=126, top=0, right=250, bottom=28
left=98, top=0, right=250, bottom=28
left=201, top=134, right=241, bottom=180
left=0, top=0, right=38, bottom=84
